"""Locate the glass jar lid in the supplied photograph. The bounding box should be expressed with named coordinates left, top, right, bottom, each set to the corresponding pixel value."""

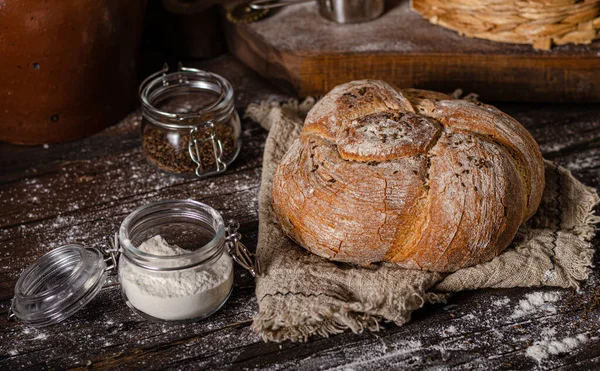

left=9, top=244, right=112, bottom=328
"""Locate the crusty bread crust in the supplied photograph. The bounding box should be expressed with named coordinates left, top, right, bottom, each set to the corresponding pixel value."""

left=272, top=80, right=545, bottom=272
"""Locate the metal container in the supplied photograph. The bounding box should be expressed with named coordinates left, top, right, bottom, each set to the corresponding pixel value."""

left=250, top=0, right=385, bottom=24
left=318, top=0, right=384, bottom=24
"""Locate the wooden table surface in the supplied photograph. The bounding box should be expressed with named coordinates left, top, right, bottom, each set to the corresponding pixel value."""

left=1, top=55, right=600, bottom=370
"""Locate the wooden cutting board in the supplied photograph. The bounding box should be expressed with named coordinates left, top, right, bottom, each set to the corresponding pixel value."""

left=223, top=0, right=600, bottom=102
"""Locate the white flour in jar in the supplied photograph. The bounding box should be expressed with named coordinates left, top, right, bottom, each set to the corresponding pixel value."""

left=120, top=235, right=233, bottom=321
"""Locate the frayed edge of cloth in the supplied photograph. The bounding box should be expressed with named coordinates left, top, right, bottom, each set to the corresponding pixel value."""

left=252, top=291, right=447, bottom=343
left=567, top=171, right=600, bottom=242
left=560, top=166, right=599, bottom=286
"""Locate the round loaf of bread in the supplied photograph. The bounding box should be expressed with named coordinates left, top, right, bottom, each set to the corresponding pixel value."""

left=272, top=80, right=545, bottom=272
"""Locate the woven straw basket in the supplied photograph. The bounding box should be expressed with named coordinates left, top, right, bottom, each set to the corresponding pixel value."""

left=412, top=0, right=600, bottom=50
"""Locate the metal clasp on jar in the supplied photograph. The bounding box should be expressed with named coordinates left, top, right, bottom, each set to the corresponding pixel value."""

left=226, top=222, right=261, bottom=278
left=103, top=233, right=120, bottom=273
left=188, top=122, right=227, bottom=178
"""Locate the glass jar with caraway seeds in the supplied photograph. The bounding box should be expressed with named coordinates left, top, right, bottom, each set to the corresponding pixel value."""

left=139, top=64, right=242, bottom=177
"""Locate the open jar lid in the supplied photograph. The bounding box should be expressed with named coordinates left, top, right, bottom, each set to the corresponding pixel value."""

left=9, top=244, right=112, bottom=328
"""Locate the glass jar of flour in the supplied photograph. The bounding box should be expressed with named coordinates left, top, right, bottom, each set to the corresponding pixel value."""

left=119, top=200, right=237, bottom=322
left=9, top=199, right=260, bottom=327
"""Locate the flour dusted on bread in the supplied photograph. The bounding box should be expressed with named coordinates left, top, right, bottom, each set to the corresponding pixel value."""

left=271, top=80, right=545, bottom=272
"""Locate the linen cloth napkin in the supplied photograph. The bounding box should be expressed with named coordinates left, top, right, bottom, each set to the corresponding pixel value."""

left=246, top=99, right=600, bottom=342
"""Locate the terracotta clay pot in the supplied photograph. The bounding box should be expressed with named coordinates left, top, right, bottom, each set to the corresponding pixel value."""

left=0, top=1, right=145, bottom=145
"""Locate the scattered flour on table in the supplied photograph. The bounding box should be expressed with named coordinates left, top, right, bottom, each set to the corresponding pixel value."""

left=444, top=325, right=457, bottom=336
left=492, top=297, right=510, bottom=307
left=462, top=313, right=476, bottom=321
left=541, top=327, right=557, bottom=339
left=565, top=151, right=600, bottom=171
left=511, top=292, right=560, bottom=318
left=329, top=339, right=423, bottom=370
left=33, top=333, right=48, bottom=341
left=526, top=334, right=588, bottom=363
left=540, top=142, right=569, bottom=154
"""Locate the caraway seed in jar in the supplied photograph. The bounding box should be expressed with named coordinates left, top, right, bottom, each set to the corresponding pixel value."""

left=139, top=64, right=242, bottom=177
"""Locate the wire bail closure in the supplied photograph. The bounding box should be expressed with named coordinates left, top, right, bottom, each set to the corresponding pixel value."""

left=226, top=222, right=261, bottom=278
left=102, top=233, right=120, bottom=273
left=7, top=302, right=15, bottom=322
left=188, top=122, right=227, bottom=178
